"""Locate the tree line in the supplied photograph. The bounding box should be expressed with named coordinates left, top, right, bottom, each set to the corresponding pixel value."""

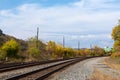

left=1, top=19, right=120, bottom=63
left=0, top=35, right=109, bottom=63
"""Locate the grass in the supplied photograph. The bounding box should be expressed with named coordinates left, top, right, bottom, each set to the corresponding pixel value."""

left=104, top=57, right=120, bottom=70
left=90, top=69, right=118, bottom=80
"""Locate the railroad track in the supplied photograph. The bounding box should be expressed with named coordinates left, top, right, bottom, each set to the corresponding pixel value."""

left=0, top=58, right=76, bottom=73
left=6, top=57, right=89, bottom=80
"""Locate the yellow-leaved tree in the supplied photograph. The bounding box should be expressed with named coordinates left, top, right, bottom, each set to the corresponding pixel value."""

left=111, top=20, right=120, bottom=57
left=1, top=39, right=20, bottom=59
left=46, top=41, right=57, bottom=59
left=111, top=20, right=120, bottom=51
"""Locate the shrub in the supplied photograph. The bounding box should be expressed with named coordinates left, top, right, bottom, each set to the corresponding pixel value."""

left=26, top=47, right=41, bottom=61
left=0, top=49, right=6, bottom=61
left=1, top=39, right=20, bottom=58
left=63, top=48, right=75, bottom=58
left=111, top=52, right=120, bottom=58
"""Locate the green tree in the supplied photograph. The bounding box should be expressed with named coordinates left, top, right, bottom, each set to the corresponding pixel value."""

left=26, top=37, right=43, bottom=61
left=27, top=47, right=40, bottom=60
left=27, top=37, right=38, bottom=48
left=27, top=37, right=45, bottom=50
left=1, top=39, right=20, bottom=58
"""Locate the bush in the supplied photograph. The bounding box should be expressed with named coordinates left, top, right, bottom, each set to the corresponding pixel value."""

left=0, top=49, right=6, bottom=62
left=111, top=52, right=120, bottom=58
left=27, top=47, right=41, bottom=61
left=113, top=40, right=120, bottom=51
left=63, top=48, right=75, bottom=58
left=55, top=45, right=64, bottom=58
left=1, top=39, right=20, bottom=59
left=26, top=36, right=46, bottom=61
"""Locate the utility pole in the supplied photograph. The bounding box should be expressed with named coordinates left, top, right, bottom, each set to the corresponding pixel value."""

left=63, top=36, right=65, bottom=48
left=90, top=44, right=92, bottom=49
left=36, top=27, right=39, bottom=48
left=118, top=19, right=120, bottom=25
left=76, top=40, right=80, bottom=57
left=90, top=44, right=92, bottom=55
left=78, top=40, right=80, bottom=50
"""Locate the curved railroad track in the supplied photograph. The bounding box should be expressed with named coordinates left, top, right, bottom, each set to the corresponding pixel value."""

left=6, top=57, right=93, bottom=80
left=0, top=58, right=75, bottom=73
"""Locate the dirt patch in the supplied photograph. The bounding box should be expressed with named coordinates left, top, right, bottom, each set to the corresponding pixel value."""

left=90, top=69, right=118, bottom=80
left=104, top=57, right=120, bottom=70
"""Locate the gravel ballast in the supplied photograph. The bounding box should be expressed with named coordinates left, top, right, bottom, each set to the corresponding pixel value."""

left=0, top=59, right=74, bottom=80
left=1, top=57, right=117, bottom=80
left=50, top=57, right=107, bottom=80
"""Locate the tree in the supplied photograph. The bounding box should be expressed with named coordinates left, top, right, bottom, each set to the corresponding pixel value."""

left=113, top=40, right=120, bottom=51
left=84, top=48, right=91, bottom=56
left=55, top=44, right=64, bottom=58
left=27, top=47, right=40, bottom=60
left=46, top=41, right=57, bottom=59
left=1, top=39, right=20, bottom=58
left=63, top=47, right=75, bottom=58
left=46, top=41, right=56, bottom=54
left=27, top=37, right=38, bottom=48
left=112, top=25, right=120, bottom=40
left=92, top=45, right=105, bottom=56
left=26, top=37, right=44, bottom=61
left=111, top=20, right=120, bottom=51
left=27, top=36, right=45, bottom=50
left=0, top=49, right=6, bottom=61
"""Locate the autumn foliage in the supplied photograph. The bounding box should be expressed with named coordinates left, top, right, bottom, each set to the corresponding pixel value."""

left=0, top=36, right=106, bottom=63
left=0, top=39, right=20, bottom=62
left=111, top=20, right=120, bottom=57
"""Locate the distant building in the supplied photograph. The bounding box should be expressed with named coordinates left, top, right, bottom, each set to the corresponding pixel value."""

left=104, top=47, right=112, bottom=53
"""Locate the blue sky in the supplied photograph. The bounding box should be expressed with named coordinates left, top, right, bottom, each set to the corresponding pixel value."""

left=0, top=0, right=79, bottom=10
left=0, top=0, right=120, bottom=48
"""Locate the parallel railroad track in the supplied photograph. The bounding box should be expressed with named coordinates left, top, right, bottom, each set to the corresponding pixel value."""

left=6, top=57, right=92, bottom=80
left=0, top=58, right=76, bottom=73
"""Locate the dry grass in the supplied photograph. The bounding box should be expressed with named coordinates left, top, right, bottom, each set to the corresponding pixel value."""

left=111, top=52, right=120, bottom=58
left=104, top=57, right=120, bottom=70
left=90, top=69, right=118, bottom=80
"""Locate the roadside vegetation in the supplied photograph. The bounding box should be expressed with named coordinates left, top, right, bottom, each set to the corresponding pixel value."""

left=0, top=29, right=109, bottom=63
left=90, top=69, right=118, bottom=80
left=104, top=58, right=120, bottom=70
left=105, top=20, right=120, bottom=70
left=89, top=20, right=120, bottom=80
left=111, top=20, right=120, bottom=58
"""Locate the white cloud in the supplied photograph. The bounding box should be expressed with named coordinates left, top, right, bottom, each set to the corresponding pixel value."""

left=0, top=0, right=119, bottom=47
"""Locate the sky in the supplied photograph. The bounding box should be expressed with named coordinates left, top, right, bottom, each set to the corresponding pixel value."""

left=0, top=0, right=120, bottom=48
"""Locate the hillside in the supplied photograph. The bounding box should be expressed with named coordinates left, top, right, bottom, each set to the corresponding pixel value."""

left=0, top=29, right=27, bottom=51
left=0, top=29, right=48, bottom=62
